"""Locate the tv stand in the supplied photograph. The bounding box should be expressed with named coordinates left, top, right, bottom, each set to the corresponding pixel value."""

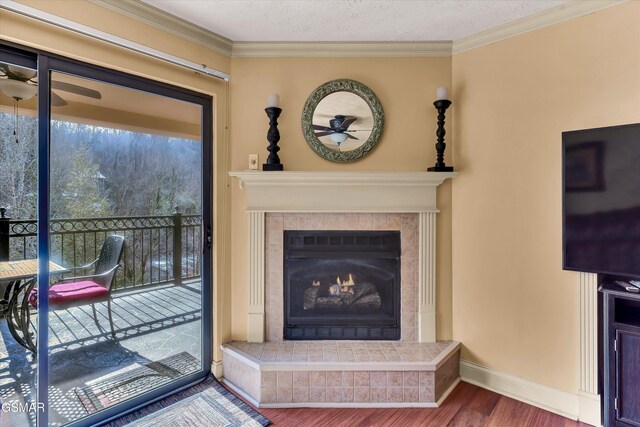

left=600, top=280, right=640, bottom=426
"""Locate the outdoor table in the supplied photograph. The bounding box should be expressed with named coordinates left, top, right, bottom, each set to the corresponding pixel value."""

left=0, top=260, right=66, bottom=354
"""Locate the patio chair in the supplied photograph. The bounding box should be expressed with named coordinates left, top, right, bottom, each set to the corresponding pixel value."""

left=29, top=235, right=125, bottom=338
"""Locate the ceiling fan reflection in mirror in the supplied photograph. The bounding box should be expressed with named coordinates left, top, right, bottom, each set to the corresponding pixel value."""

left=313, top=115, right=372, bottom=150
left=0, top=63, right=102, bottom=143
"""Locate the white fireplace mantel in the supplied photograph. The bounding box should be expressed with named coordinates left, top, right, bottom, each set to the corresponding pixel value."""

left=229, top=171, right=456, bottom=343
left=229, top=171, right=455, bottom=213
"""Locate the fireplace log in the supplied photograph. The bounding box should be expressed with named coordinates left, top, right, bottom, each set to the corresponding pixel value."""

left=303, top=286, right=321, bottom=310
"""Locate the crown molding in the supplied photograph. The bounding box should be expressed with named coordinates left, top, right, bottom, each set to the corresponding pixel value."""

left=231, top=41, right=452, bottom=58
left=90, top=0, right=628, bottom=58
left=89, top=0, right=232, bottom=56
left=452, top=0, right=630, bottom=54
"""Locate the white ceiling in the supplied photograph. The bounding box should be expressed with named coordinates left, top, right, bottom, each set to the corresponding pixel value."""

left=140, top=0, right=571, bottom=42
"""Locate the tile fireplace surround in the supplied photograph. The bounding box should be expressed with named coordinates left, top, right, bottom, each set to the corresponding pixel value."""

left=225, top=171, right=458, bottom=407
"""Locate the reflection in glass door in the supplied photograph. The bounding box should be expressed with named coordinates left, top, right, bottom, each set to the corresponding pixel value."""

left=44, top=66, right=210, bottom=425
left=0, top=53, right=41, bottom=427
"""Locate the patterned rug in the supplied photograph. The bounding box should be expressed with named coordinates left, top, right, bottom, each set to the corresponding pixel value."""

left=105, top=374, right=271, bottom=427
left=75, top=352, right=200, bottom=414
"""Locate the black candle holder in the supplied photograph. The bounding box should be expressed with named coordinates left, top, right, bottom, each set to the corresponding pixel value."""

left=263, top=107, right=284, bottom=171
left=427, top=99, right=454, bottom=172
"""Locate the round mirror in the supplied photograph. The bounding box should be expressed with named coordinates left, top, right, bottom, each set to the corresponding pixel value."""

left=302, top=79, right=384, bottom=163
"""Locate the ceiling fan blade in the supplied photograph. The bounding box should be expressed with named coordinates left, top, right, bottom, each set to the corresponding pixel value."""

left=0, top=64, right=36, bottom=81
left=314, top=131, right=334, bottom=137
left=51, top=80, right=102, bottom=99
left=51, top=92, right=68, bottom=107
left=8, top=65, right=37, bottom=80
left=338, top=117, right=357, bottom=131
left=313, top=124, right=333, bottom=131
left=346, top=133, right=359, bottom=140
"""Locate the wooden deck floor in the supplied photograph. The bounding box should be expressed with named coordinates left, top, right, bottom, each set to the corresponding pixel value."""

left=252, top=381, right=593, bottom=427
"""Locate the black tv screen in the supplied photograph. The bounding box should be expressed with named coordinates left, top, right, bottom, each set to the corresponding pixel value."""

left=563, top=123, right=640, bottom=278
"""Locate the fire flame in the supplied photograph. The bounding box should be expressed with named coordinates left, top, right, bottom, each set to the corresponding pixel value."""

left=336, top=274, right=355, bottom=286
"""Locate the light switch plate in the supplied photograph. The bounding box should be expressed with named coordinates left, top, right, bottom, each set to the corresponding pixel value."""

left=249, top=154, right=259, bottom=170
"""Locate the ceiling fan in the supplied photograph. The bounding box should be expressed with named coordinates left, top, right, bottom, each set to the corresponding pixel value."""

left=1, top=63, right=103, bottom=144
left=313, top=115, right=362, bottom=148
left=0, top=63, right=102, bottom=106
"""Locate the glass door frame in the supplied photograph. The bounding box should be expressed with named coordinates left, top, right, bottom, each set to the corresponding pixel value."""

left=1, top=41, right=214, bottom=427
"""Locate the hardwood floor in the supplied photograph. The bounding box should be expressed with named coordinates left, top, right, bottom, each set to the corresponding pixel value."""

left=251, top=382, right=594, bottom=427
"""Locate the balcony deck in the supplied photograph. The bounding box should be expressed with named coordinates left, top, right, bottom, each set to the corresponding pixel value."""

left=0, top=280, right=202, bottom=426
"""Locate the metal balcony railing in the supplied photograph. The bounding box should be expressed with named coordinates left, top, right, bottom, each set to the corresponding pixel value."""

left=0, top=208, right=202, bottom=291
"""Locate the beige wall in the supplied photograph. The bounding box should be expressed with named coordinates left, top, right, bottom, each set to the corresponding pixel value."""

left=228, top=56, right=454, bottom=341
left=1, top=0, right=233, bottom=363
left=451, top=1, right=640, bottom=393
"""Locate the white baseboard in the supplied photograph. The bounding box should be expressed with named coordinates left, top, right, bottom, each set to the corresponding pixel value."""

left=460, top=360, right=600, bottom=426
left=578, top=391, right=602, bottom=427
left=212, top=360, right=224, bottom=379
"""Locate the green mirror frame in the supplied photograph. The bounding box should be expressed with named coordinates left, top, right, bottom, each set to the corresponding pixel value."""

left=301, top=79, right=384, bottom=163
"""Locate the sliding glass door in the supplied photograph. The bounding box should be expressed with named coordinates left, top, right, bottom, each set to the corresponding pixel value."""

left=0, top=46, right=41, bottom=427
left=0, top=43, right=212, bottom=426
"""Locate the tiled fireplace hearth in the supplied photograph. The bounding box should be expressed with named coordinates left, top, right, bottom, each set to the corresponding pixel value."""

left=226, top=171, right=458, bottom=407
left=221, top=340, right=460, bottom=407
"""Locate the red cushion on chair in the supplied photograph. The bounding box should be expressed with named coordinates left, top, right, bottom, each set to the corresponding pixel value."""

left=29, top=281, right=109, bottom=307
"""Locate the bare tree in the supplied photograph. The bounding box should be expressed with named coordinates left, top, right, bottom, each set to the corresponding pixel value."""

left=0, top=113, right=38, bottom=219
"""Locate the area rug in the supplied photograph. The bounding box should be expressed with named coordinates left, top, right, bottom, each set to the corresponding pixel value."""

left=104, top=374, right=271, bottom=427
left=75, top=351, right=200, bottom=414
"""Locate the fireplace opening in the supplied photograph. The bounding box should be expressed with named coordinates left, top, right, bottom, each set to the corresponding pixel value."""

left=284, top=230, right=401, bottom=340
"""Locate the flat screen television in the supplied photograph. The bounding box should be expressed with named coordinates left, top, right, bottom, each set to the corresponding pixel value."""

left=563, top=123, right=640, bottom=278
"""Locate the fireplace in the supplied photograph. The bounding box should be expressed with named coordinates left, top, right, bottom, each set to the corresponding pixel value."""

left=284, top=230, right=401, bottom=340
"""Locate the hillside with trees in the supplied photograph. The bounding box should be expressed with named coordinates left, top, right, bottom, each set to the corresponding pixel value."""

left=0, top=113, right=203, bottom=221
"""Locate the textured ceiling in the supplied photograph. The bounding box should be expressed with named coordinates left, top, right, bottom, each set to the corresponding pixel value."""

left=140, top=0, right=570, bottom=42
